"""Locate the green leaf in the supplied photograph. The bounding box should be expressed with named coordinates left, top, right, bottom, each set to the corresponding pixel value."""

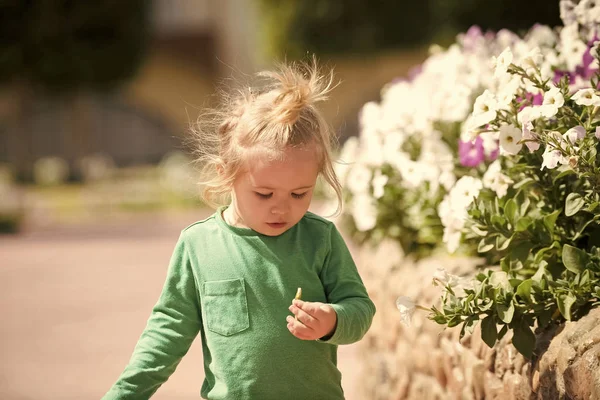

left=481, top=315, right=497, bottom=348
left=504, top=199, right=518, bottom=224
left=516, top=279, right=533, bottom=303
left=586, top=202, right=599, bottom=213
left=496, top=235, right=513, bottom=251
left=515, top=217, right=533, bottom=232
left=497, top=324, right=509, bottom=340
left=562, top=244, right=589, bottom=273
left=552, top=168, right=576, bottom=184
left=478, top=237, right=495, bottom=253
left=491, top=215, right=506, bottom=230
left=543, top=210, right=562, bottom=235
left=496, top=302, right=515, bottom=323
left=447, top=315, right=462, bottom=328
left=557, top=293, right=577, bottom=321
left=520, top=196, right=531, bottom=217
left=514, top=178, right=536, bottom=190
left=512, top=319, right=536, bottom=359
left=511, top=241, right=532, bottom=263
left=565, top=193, right=585, bottom=217
left=490, top=271, right=512, bottom=292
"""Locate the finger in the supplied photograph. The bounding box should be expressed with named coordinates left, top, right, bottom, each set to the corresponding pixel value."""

left=288, top=305, right=317, bottom=328
left=286, top=316, right=316, bottom=340
left=292, top=299, right=324, bottom=319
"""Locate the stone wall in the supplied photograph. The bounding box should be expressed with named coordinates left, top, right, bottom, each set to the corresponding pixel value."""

left=354, top=240, right=600, bottom=400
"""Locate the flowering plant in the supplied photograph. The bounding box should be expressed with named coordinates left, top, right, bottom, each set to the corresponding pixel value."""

left=337, top=25, right=561, bottom=257
left=428, top=0, right=600, bottom=358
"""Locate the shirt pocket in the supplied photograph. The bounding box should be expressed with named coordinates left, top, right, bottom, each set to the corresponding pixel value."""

left=202, top=278, right=250, bottom=336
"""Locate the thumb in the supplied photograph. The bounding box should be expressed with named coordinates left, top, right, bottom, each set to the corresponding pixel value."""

left=319, top=304, right=334, bottom=313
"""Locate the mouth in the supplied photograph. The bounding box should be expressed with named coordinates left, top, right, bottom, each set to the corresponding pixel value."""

left=266, top=222, right=287, bottom=229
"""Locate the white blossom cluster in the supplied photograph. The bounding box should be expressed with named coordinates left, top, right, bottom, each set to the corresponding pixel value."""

left=440, top=0, right=600, bottom=253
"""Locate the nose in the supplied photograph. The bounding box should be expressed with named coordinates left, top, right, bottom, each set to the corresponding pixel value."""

left=271, top=200, right=290, bottom=215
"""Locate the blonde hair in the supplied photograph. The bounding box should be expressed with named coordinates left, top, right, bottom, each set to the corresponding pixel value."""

left=190, top=59, right=343, bottom=215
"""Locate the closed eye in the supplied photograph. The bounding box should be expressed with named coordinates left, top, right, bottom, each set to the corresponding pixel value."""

left=255, top=192, right=273, bottom=199
left=291, top=192, right=308, bottom=199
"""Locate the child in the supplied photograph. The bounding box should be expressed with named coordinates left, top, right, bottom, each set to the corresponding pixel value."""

left=103, top=60, right=376, bottom=400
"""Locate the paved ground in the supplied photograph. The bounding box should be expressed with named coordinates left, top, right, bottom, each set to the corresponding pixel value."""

left=0, top=208, right=364, bottom=400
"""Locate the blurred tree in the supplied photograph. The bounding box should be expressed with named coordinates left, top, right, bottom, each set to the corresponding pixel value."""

left=258, top=0, right=433, bottom=59
left=258, top=0, right=561, bottom=59
left=0, top=0, right=150, bottom=181
left=431, top=0, right=562, bottom=45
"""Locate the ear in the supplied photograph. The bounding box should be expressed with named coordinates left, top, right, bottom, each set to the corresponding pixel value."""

left=216, top=159, right=226, bottom=177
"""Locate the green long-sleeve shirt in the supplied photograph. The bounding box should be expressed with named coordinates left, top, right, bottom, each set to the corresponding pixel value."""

left=103, top=208, right=375, bottom=400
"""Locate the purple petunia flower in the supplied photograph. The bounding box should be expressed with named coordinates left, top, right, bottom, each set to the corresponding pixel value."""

left=458, top=136, right=485, bottom=167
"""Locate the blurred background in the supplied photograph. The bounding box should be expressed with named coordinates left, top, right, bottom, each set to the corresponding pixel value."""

left=0, top=0, right=559, bottom=399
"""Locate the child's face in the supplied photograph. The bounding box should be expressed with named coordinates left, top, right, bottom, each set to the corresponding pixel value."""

left=230, top=144, right=319, bottom=236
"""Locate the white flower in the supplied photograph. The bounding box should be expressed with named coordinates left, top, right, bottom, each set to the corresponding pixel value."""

left=571, top=88, right=600, bottom=106
left=372, top=170, right=388, bottom=199
left=382, top=131, right=406, bottom=164
left=575, top=0, right=600, bottom=25
left=335, top=137, right=359, bottom=183
left=495, top=75, right=521, bottom=109
left=471, top=90, right=498, bottom=127
left=540, top=86, right=565, bottom=118
left=564, top=125, right=586, bottom=144
left=398, top=160, right=434, bottom=188
left=541, top=148, right=567, bottom=170
left=494, top=47, right=513, bottom=78
left=522, top=47, right=543, bottom=72
left=596, top=126, right=600, bottom=139
left=443, top=221, right=464, bottom=254
left=351, top=194, right=377, bottom=231
left=396, top=296, right=416, bottom=327
left=439, top=170, right=456, bottom=191
left=499, top=124, right=523, bottom=155
left=560, top=1, right=578, bottom=25
left=483, top=160, right=514, bottom=198
left=480, top=131, right=500, bottom=158
left=432, top=267, right=461, bottom=287
left=346, top=164, right=372, bottom=195
left=449, top=176, right=483, bottom=211
left=517, top=106, right=543, bottom=125
left=521, top=120, right=540, bottom=152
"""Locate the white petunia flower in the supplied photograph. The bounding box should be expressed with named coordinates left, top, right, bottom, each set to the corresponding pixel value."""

left=335, top=137, right=359, bottom=183
left=351, top=194, right=377, bottom=231
left=432, top=267, right=461, bottom=287
left=346, top=164, right=371, bottom=195
left=571, top=88, right=600, bottom=106
left=483, top=160, right=514, bottom=198
left=521, top=120, right=540, bottom=152
left=494, top=47, right=513, bottom=78
left=541, top=148, right=567, bottom=170
left=560, top=1, right=578, bottom=25
left=596, top=126, right=600, bottom=139
left=442, top=221, right=464, bottom=254
left=517, top=106, right=543, bottom=125
left=480, top=131, right=500, bottom=158
left=449, top=176, right=483, bottom=212
left=564, top=125, right=586, bottom=144
left=396, top=296, right=417, bottom=327
left=371, top=170, right=388, bottom=199
left=471, top=90, right=498, bottom=127
left=575, top=0, right=600, bottom=25
left=522, top=47, right=543, bottom=72
left=540, top=86, right=565, bottom=118
left=499, top=124, right=523, bottom=155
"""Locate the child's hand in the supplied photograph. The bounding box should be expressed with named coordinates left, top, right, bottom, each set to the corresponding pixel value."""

left=287, top=299, right=337, bottom=340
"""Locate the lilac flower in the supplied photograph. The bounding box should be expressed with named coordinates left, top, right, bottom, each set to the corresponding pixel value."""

left=458, top=136, right=485, bottom=167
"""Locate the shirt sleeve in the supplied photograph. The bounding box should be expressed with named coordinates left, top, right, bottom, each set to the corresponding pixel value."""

left=318, top=223, right=376, bottom=346
left=102, top=232, right=202, bottom=400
